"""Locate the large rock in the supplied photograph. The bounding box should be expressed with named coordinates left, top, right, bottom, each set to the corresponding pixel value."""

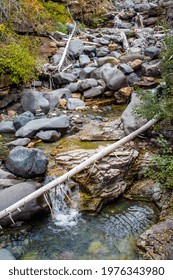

left=13, top=111, right=35, bottom=130
left=52, top=72, right=76, bottom=85
left=6, top=147, right=48, bottom=178
left=55, top=146, right=138, bottom=213
left=15, top=115, right=69, bottom=138
left=101, top=65, right=128, bottom=91
left=36, top=130, right=61, bottom=142
left=121, top=92, right=147, bottom=135
left=21, top=89, right=50, bottom=114
left=43, top=89, right=72, bottom=110
left=0, top=182, right=46, bottom=226
left=0, top=121, right=16, bottom=133
left=68, top=39, right=84, bottom=58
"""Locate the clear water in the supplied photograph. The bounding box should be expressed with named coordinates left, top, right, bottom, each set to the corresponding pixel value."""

left=5, top=197, right=159, bottom=260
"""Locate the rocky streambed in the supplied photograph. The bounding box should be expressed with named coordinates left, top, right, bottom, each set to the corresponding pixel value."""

left=0, top=0, right=173, bottom=260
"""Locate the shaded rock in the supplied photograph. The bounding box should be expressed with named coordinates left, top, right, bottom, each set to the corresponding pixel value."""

left=13, top=111, right=34, bottom=130
left=55, top=146, right=138, bottom=213
left=0, top=168, right=16, bottom=179
left=79, top=66, right=96, bottom=79
left=0, top=179, right=22, bottom=190
left=137, top=217, right=173, bottom=260
left=15, top=115, right=69, bottom=138
left=0, top=182, right=46, bottom=226
left=142, top=60, right=161, bottom=77
left=79, top=54, right=90, bottom=67
left=144, top=46, right=160, bottom=59
left=78, top=78, right=98, bottom=91
left=52, top=72, right=76, bottom=85
left=118, top=63, right=134, bottom=74
left=36, top=130, right=61, bottom=143
left=6, top=147, right=48, bottom=178
left=21, top=89, right=50, bottom=114
left=127, top=72, right=139, bottom=86
left=121, top=92, right=147, bottom=135
left=84, top=86, right=104, bottom=98
left=43, top=89, right=72, bottom=110
left=6, top=138, right=30, bottom=147
left=0, top=121, right=16, bottom=133
left=69, top=39, right=84, bottom=58
left=0, top=249, right=16, bottom=260
left=83, top=45, right=96, bottom=55
left=66, top=98, right=85, bottom=110
left=101, top=65, right=128, bottom=91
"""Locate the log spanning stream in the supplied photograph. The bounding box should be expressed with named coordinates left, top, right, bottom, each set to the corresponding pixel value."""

left=1, top=183, right=159, bottom=260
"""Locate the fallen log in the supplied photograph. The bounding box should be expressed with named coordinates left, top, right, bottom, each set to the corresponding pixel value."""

left=0, top=117, right=158, bottom=223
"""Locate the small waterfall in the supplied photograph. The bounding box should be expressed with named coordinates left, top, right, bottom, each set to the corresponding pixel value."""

left=50, top=183, right=80, bottom=227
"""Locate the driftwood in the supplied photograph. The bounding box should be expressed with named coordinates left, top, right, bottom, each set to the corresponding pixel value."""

left=0, top=117, right=158, bottom=223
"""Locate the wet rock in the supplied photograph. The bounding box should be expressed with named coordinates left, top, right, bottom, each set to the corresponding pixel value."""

left=0, top=182, right=46, bottom=226
left=13, top=111, right=35, bottom=130
left=55, top=146, right=139, bottom=213
left=52, top=72, right=76, bottom=85
left=0, top=249, right=16, bottom=260
left=0, top=168, right=16, bottom=179
left=142, top=60, right=161, bottom=77
left=137, top=217, right=173, bottom=260
left=43, top=89, right=72, bottom=110
left=121, top=92, right=147, bottom=135
left=0, top=179, right=22, bottom=190
left=79, top=54, right=90, bottom=67
left=79, top=66, right=96, bottom=79
left=101, top=65, right=128, bottom=91
left=6, top=147, right=48, bottom=178
left=21, top=89, right=50, bottom=114
left=144, top=46, right=160, bottom=59
left=84, top=86, right=104, bottom=98
left=78, top=78, right=98, bottom=91
left=0, top=121, right=16, bottom=133
left=6, top=138, right=30, bottom=147
left=36, top=130, right=61, bottom=143
left=15, top=115, right=69, bottom=138
left=69, top=39, right=84, bottom=58
left=66, top=98, right=85, bottom=110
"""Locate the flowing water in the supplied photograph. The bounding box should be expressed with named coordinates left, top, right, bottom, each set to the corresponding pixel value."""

left=2, top=184, right=159, bottom=260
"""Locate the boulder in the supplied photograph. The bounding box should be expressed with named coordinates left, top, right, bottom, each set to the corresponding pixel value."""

left=15, top=115, right=69, bottom=138
left=101, top=65, right=128, bottom=91
left=0, top=182, right=46, bottom=226
left=121, top=92, right=147, bottom=135
left=6, top=147, right=48, bottom=178
left=13, top=111, right=35, bottom=130
left=36, top=130, right=61, bottom=142
left=6, top=138, right=30, bottom=147
left=0, top=121, right=16, bottom=133
left=52, top=72, right=76, bottom=85
left=68, top=39, right=84, bottom=58
left=21, top=89, right=50, bottom=114
left=43, top=89, right=72, bottom=110
left=66, top=98, right=85, bottom=110
left=0, top=249, right=16, bottom=260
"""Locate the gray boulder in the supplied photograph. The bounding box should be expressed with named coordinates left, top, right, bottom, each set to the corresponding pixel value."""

left=36, top=130, right=61, bottom=142
left=0, top=182, right=46, bottom=226
left=21, top=89, right=50, bottom=114
left=0, top=168, right=16, bottom=179
left=6, top=147, right=48, bottom=178
left=69, top=39, right=84, bottom=58
left=84, top=86, right=104, bottom=98
left=0, top=121, right=16, bottom=133
left=43, top=89, right=72, bottom=110
left=13, top=111, right=34, bottom=130
left=78, top=78, right=98, bottom=91
left=101, top=65, right=128, bottom=91
left=6, top=138, right=30, bottom=147
left=0, top=249, right=16, bottom=260
left=15, top=115, right=69, bottom=138
left=52, top=72, right=76, bottom=85
left=66, top=98, right=85, bottom=110
left=121, top=92, right=147, bottom=135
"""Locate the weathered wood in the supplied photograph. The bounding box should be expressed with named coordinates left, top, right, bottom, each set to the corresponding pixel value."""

left=0, top=117, right=158, bottom=222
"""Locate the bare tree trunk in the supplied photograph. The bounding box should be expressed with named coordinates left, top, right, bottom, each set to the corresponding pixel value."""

left=0, top=117, right=158, bottom=222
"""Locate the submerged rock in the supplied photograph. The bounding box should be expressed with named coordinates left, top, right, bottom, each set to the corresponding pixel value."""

left=6, top=147, right=48, bottom=178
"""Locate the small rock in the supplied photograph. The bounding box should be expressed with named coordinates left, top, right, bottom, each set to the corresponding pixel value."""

left=129, top=59, right=142, bottom=70
left=79, top=67, right=96, bottom=79
left=0, top=121, right=16, bottom=133
left=101, top=65, right=128, bottom=91
left=144, top=46, right=160, bottom=59
left=118, top=63, right=134, bottom=74
left=84, top=86, right=104, bottom=98
left=142, top=60, right=161, bottom=77
left=36, top=130, right=61, bottom=142
left=66, top=98, right=85, bottom=110
left=0, top=168, right=16, bottom=179
left=13, top=111, right=35, bottom=130
left=69, top=39, right=84, bottom=58
left=78, top=78, right=98, bottom=91
left=0, top=249, right=16, bottom=260
left=97, top=47, right=108, bottom=57
left=52, top=72, right=76, bottom=85
left=79, top=54, right=90, bottom=67
left=6, top=138, right=30, bottom=147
